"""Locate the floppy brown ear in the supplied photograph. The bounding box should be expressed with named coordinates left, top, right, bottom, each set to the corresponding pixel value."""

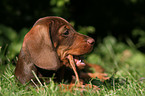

left=23, top=23, right=60, bottom=70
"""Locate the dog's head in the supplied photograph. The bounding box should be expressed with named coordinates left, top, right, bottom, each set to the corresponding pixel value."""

left=22, top=16, right=95, bottom=70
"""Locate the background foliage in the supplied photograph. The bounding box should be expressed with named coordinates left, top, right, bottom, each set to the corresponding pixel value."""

left=1, top=0, right=145, bottom=61
left=0, top=0, right=145, bottom=95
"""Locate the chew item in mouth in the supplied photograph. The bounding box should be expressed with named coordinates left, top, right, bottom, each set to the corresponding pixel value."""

left=67, top=55, right=80, bottom=84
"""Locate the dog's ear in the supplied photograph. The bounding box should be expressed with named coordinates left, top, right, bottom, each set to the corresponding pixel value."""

left=23, top=23, right=60, bottom=70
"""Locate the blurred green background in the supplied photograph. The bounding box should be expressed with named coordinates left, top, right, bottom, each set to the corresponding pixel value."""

left=0, top=0, right=145, bottom=75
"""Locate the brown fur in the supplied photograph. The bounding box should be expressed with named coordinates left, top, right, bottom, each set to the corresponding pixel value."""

left=15, top=16, right=95, bottom=84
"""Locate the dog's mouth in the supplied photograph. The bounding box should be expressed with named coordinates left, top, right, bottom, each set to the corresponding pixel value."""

left=74, top=56, right=85, bottom=69
left=67, top=55, right=85, bottom=69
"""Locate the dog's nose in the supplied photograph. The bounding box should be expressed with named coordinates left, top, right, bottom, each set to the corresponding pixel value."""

left=87, top=38, right=95, bottom=45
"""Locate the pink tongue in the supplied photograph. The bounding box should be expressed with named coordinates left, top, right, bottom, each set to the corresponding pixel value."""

left=74, top=59, right=85, bottom=69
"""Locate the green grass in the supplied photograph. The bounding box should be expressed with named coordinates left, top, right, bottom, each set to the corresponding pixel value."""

left=1, top=36, right=145, bottom=96
left=0, top=62, right=145, bottom=96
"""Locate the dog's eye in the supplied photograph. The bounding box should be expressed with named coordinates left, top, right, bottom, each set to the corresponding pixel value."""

left=62, top=30, right=69, bottom=36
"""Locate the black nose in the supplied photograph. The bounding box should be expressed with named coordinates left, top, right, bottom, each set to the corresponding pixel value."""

left=87, top=38, right=95, bottom=45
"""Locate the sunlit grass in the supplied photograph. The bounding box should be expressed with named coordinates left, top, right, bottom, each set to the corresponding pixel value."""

left=1, top=62, right=145, bottom=96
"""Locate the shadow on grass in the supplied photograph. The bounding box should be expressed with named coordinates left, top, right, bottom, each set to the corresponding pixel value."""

left=88, top=74, right=129, bottom=90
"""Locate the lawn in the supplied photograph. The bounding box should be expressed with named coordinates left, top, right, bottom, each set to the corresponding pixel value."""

left=0, top=36, right=145, bottom=96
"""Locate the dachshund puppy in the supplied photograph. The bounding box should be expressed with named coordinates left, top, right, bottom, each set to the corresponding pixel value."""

left=15, top=16, right=95, bottom=84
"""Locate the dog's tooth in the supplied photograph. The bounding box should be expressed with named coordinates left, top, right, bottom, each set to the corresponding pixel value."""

left=79, top=60, right=81, bottom=62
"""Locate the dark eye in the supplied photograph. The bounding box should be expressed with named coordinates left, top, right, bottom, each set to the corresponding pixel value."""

left=62, top=30, right=69, bottom=36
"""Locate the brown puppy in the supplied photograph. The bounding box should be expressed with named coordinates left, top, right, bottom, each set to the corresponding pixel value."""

left=15, top=16, right=95, bottom=84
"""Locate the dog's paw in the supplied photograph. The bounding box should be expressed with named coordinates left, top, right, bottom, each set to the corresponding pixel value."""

left=88, top=73, right=109, bottom=80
